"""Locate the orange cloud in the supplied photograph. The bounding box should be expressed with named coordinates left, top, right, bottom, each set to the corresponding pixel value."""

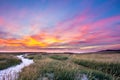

left=22, top=37, right=47, bottom=47
left=0, top=14, right=120, bottom=50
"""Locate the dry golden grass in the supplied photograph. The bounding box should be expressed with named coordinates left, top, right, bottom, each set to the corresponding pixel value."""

left=0, top=54, right=17, bottom=60
left=18, top=56, right=82, bottom=80
left=0, top=54, right=22, bottom=70
left=71, top=53, right=120, bottom=63
left=18, top=53, right=118, bottom=80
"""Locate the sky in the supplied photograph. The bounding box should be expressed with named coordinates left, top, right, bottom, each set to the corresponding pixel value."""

left=0, top=0, right=120, bottom=52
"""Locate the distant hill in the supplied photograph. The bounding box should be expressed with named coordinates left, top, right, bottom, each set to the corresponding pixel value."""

left=95, top=49, right=120, bottom=53
left=98, top=49, right=120, bottom=53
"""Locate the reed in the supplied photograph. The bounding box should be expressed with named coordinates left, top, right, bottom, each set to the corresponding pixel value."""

left=0, top=54, right=22, bottom=70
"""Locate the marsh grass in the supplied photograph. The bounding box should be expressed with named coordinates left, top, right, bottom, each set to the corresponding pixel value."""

left=73, top=58, right=120, bottom=79
left=18, top=54, right=116, bottom=80
left=0, top=54, right=22, bottom=70
left=49, top=55, right=68, bottom=60
left=24, top=54, right=43, bottom=60
left=1, top=53, right=119, bottom=80
left=72, top=53, right=120, bottom=63
left=80, top=70, right=113, bottom=80
left=18, top=58, right=80, bottom=80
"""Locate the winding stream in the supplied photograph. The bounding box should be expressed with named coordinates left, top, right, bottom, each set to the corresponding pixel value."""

left=0, top=55, right=88, bottom=80
left=0, top=55, right=34, bottom=80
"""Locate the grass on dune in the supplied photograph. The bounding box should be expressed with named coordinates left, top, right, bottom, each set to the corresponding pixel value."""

left=0, top=54, right=22, bottom=70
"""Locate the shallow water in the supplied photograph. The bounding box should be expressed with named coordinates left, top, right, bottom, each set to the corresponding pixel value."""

left=81, top=74, right=88, bottom=80
left=0, top=55, right=34, bottom=80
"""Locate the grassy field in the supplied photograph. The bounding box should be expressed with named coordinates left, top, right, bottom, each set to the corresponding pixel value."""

left=0, top=54, right=22, bottom=70
left=18, top=51, right=120, bottom=80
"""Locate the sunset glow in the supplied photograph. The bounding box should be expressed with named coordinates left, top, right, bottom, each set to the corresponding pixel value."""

left=0, top=0, right=120, bottom=52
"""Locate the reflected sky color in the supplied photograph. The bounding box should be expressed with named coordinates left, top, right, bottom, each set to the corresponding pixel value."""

left=0, top=0, right=120, bottom=52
